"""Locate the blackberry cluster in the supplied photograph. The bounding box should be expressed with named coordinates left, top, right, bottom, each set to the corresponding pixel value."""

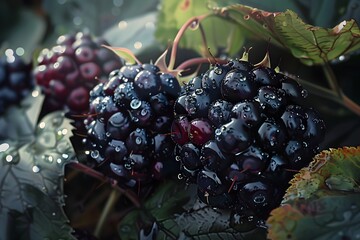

left=171, top=58, right=325, bottom=221
left=83, top=64, right=181, bottom=190
left=34, top=31, right=122, bottom=114
left=0, top=50, right=34, bottom=114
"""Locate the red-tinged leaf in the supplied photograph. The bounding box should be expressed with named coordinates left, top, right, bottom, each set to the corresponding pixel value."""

left=267, top=146, right=360, bottom=240
left=213, top=5, right=360, bottom=65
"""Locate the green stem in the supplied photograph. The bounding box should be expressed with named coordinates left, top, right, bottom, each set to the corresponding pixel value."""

left=290, top=74, right=360, bottom=117
left=321, top=62, right=343, bottom=98
left=94, top=189, right=121, bottom=238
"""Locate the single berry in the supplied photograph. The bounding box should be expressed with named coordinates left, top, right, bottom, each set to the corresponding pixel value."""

left=83, top=63, right=182, bottom=192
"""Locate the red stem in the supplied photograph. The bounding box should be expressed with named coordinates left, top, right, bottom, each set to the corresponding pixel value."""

left=169, top=14, right=210, bottom=70
left=68, top=162, right=141, bottom=208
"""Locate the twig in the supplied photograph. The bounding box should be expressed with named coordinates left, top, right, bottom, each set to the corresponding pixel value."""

left=94, top=189, right=121, bottom=238
left=68, top=162, right=141, bottom=208
left=169, top=15, right=210, bottom=70
left=321, top=62, right=343, bottom=99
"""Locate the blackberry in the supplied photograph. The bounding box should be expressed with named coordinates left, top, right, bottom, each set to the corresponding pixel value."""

left=171, top=54, right=326, bottom=222
left=0, top=50, right=34, bottom=115
left=34, top=31, right=122, bottom=114
left=83, top=63, right=181, bottom=191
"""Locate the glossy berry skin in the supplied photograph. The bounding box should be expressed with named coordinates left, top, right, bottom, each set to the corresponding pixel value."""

left=172, top=59, right=326, bottom=223
left=0, top=51, right=34, bottom=115
left=34, top=31, right=122, bottom=114
left=84, top=63, right=181, bottom=192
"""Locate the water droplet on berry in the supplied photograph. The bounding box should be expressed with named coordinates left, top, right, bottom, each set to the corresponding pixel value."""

left=32, top=165, right=40, bottom=173
left=130, top=99, right=141, bottom=109
left=301, top=89, right=308, bottom=98
left=135, top=137, right=142, bottom=145
left=90, top=150, right=100, bottom=159
left=195, top=88, right=203, bottom=95
left=140, top=108, right=148, bottom=116
left=177, top=174, right=183, bottom=180
left=175, top=156, right=181, bottom=161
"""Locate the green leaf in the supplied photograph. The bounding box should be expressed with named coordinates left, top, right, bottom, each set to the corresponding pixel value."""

left=0, top=111, right=77, bottom=240
left=267, top=147, right=360, bottom=240
left=155, top=0, right=245, bottom=58
left=157, top=201, right=267, bottom=239
left=5, top=185, right=76, bottom=240
left=214, top=5, right=360, bottom=65
left=102, top=46, right=141, bottom=65
left=117, top=180, right=192, bottom=240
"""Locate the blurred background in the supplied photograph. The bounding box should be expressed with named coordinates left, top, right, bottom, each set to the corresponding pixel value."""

left=1, top=0, right=360, bottom=148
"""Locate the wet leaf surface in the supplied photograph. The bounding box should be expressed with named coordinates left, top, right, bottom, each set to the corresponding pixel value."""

left=267, top=147, right=360, bottom=240
left=0, top=111, right=77, bottom=240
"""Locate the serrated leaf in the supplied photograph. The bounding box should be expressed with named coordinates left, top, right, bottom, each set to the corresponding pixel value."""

left=155, top=0, right=245, bottom=58
left=0, top=111, right=77, bottom=240
left=267, top=146, right=360, bottom=240
left=214, top=5, right=360, bottom=65
left=158, top=201, right=267, bottom=240
left=5, top=185, right=76, bottom=240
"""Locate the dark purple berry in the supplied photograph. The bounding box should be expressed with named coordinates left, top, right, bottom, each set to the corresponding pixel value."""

left=208, top=100, right=233, bottom=127
left=215, top=119, right=252, bottom=154
left=221, top=70, right=257, bottom=102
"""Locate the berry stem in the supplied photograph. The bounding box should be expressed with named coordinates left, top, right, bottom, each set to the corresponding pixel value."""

left=94, top=189, right=121, bottom=238
left=175, top=57, right=227, bottom=72
left=321, top=62, right=343, bottom=99
left=287, top=73, right=360, bottom=117
left=169, top=14, right=210, bottom=70
left=68, top=162, right=141, bottom=208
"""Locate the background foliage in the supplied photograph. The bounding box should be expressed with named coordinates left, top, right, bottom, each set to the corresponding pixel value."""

left=1, top=0, right=360, bottom=239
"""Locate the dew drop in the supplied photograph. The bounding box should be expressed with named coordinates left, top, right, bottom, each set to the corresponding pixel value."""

left=32, top=165, right=40, bottom=173
left=5, top=155, right=13, bottom=162
left=243, top=105, right=251, bottom=112
left=301, top=89, right=308, bottom=98
left=90, top=150, right=100, bottom=159
left=190, top=19, right=199, bottom=30
left=140, top=108, right=148, bottom=116
left=177, top=174, right=183, bottom=180
left=195, top=88, right=203, bottom=95
left=0, top=143, right=10, bottom=152
left=135, top=137, right=142, bottom=145
left=130, top=99, right=141, bottom=109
